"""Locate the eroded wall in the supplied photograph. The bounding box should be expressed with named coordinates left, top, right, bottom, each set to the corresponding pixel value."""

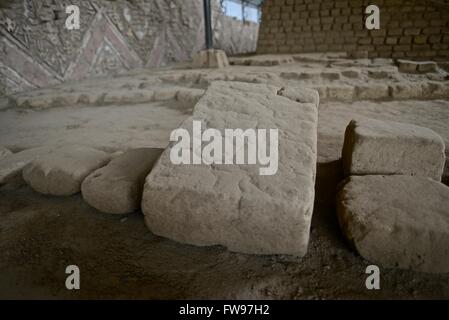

left=0, top=0, right=258, bottom=95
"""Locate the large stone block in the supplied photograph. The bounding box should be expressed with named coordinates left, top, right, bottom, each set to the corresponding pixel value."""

left=337, top=175, right=449, bottom=273
left=397, top=59, right=438, bottom=73
left=23, top=146, right=111, bottom=196
left=142, top=81, right=318, bottom=256
left=342, top=118, right=445, bottom=181
left=82, top=148, right=163, bottom=214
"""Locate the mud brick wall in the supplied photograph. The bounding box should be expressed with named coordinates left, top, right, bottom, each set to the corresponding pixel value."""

left=257, top=0, right=449, bottom=60
left=0, top=0, right=258, bottom=96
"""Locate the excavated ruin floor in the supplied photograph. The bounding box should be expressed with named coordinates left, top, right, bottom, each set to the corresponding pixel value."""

left=1, top=53, right=449, bottom=299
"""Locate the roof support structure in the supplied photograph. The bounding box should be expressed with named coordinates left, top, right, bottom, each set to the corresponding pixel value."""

left=203, top=0, right=213, bottom=49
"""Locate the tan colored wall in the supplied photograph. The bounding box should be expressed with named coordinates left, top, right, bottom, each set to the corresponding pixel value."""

left=0, top=0, right=258, bottom=96
left=257, top=0, right=449, bottom=60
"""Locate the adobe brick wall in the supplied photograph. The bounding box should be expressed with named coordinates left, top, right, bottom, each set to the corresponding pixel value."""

left=257, top=0, right=449, bottom=60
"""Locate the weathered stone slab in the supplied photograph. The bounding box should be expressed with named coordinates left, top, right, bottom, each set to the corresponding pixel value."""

left=397, top=59, right=437, bottom=73
left=82, top=148, right=163, bottom=214
left=341, top=69, right=361, bottom=79
left=0, top=146, right=54, bottom=185
left=355, top=84, right=389, bottom=100
left=142, top=81, right=318, bottom=256
left=176, top=88, right=205, bottom=105
left=342, top=118, right=445, bottom=181
left=277, top=86, right=320, bottom=106
left=337, top=175, right=449, bottom=273
left=23, top=146, right=111, bottom=196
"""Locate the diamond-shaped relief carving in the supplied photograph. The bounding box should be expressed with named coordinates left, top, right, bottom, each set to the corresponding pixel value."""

left=0, top=0, right=97, bottom=78
left=104, top=0, right=203, bottom=64
left=88, top=39, right=128, bottom=77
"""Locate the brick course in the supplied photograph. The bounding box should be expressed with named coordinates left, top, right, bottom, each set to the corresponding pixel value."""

left=257, top=0, right=449, bottom=60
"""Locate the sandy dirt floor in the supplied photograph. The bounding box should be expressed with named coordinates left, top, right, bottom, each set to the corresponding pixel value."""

left=1, top=56, right=449, bottom=299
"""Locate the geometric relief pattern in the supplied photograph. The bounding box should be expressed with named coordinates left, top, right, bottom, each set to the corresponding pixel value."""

left=0, top=0, right=259, bottom=96
left=0, top=0, right=97, bottom=77
left=88, top=39, right=128, bottom=77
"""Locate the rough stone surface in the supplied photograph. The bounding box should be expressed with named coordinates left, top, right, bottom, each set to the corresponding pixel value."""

left=337, top=175, right=449, bottom=273
left=82, top=148, right=163, bottom=214
left=0, top=146, right=54, bottom=185
left=326, top=85, right=355, bottom=102
left=355, top=84, right=389, bottom=100
left=142, top=81, right=318, bottom=256
left=192, top=49, right=230, bottom=69
left=277, top=86, right=320, bottom=106
left=342, top=118, right=445, bottom=181
left=0, top=148, right=12, bottom=159
left=398, top=60, right=438, bottom=74
left=23, top=146, right=111, bottom=196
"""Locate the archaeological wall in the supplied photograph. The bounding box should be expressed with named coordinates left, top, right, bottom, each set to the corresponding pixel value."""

left=0, top=0, right=258, bottom=95
left=257, top=0, right=449, bottom=60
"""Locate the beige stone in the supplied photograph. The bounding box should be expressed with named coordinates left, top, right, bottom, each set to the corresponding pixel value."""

left=23, top=146, right=111, bottom=196
left=326, top=85, right=355, bottom=102
left=337, top=175, right=449, bottom=273
left=0, top=147, right=54, bottom=185
left=277, top=86, right=320, bottom=106
left=176, top=88, right=205, bottom=105
left=342, top=118, right=445, bottom=181
left=398, top=59, right=437, bottom=73
left=355, top=84, right=389, bottom=100
left=0, top=147, right=12, bottom=159
left=82, top=148, right=163, bottom=214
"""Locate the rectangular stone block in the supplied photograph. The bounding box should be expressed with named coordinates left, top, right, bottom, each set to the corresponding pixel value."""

left=342, top=118, right=445, bottom=181
left=142, top=81, right=319, bottom=256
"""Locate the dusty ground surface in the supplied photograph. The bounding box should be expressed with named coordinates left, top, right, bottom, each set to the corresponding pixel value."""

left=1, top=53, right=449, bottom=299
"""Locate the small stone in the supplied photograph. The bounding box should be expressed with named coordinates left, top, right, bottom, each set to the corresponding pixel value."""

left=416, top=61, right=438, bottom=73
left=337, top=175, right=449, bottom=273
left=81, top=148, right=163, bottom=214
left=23, top=146, right=110, bottom=196
left=153, top=88, right=179, bottom=101
left=389, top=83, right=423, bottom=99
left=342, top=118, right=445, bottom=181
left=326, top=85, right=355, bottom=102
left=192, top=49, right=229, bottom=69
left=397, top=59, right=437, bottom=74
left=277, top=86, right=320, bottom=106
left=176, top=88, right=205, bottom=105
left=341, top=69, right=361, bottom=79
left=397, top=59, right=418, bottom=73
left=355, top=84, right=389, bottom=100
left=103, top=89, right=154, bottom=104
left=142, top=81, right=318, bottom=256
